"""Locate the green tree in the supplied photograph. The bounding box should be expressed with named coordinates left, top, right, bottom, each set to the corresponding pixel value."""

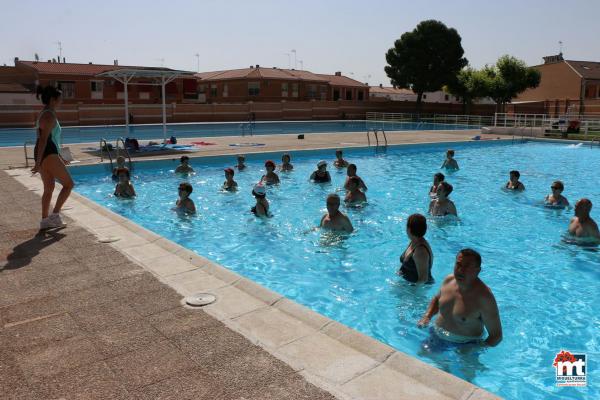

left=385, top=20, right=468, bottom=114
left=483, top=55, right=541, bottom=112
left=446, top=67, right=492, bottom=113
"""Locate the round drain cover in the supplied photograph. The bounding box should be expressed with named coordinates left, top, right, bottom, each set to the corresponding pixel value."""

left=97, top=236, right=121, bottom=243
left=185, top=293, right=216, bottom=307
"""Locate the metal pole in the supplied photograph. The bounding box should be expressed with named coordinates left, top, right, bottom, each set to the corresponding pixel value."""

left=124, top=76, right=129, bottom=135
left=161, top=76, right=167, bottom=144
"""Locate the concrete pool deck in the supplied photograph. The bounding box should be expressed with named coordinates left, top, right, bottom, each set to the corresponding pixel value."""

left=0, top=128, right=510, bottom=170
left=0, top=130, right=503, bottom=399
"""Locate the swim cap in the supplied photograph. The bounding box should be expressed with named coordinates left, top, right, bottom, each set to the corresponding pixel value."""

left=317, top=160, right=327, bottom=167
left=253, top=184, right=266, bottom=196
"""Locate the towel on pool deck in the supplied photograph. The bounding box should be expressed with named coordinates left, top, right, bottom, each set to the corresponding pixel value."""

left=192, top=141, right=216, bottom=146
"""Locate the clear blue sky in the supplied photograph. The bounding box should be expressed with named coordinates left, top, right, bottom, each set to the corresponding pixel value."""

left=1, top=0, right=599, bottom=86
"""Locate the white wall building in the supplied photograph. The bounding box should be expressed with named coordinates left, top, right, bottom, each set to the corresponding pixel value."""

left=369, top=85, right=494, bottom=104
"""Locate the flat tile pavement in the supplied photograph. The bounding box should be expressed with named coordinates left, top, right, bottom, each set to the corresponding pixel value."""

left=0, top=171, right=337, bottom=400
left=0, top=129, right=503, bottom=169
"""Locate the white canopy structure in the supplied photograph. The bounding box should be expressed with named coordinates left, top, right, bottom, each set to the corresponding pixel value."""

left=97, top=68, right=196, bottom=143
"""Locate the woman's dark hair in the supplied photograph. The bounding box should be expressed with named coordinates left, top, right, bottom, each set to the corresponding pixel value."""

left=434, top=172, right=445, bottom=182
left=265, top=160, right=276, bottom=169
left=36, top=85, right=62, bottom=105
left=407, top=213, right=427, bottom=237
left=510, top=170, right=520, bottom=178
left=180, top=156, right=189, bottom=162
left=179, top=182, right=193, bottom=194
left=439, top=181, right=453, bottom=196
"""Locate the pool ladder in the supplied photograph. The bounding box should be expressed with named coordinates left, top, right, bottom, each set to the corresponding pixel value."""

left=591, top=137, right=600, bottom=148
left=366, top=127, right=387, bottom=147
left=99, top=137, right=133, bottom=171
left=23, top=141, right=35, bottom=167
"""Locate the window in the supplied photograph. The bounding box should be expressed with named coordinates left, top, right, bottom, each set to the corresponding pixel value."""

left=455, top=96, right=460, bottom=102
left=210, top=84, right=217, bottom=97
left=223, top=84, right=228, bottom=98
left=139, top=92, right=150, bottom=100
left=90, top=81, right=104, bottom=100
left=423, top=94, right=427, bottom=99
left=357, top=90, right=364, bottom=101
left=248, top=82, right=260, bottom=96
left=345, top=89, right=352, bottom=100
left=333, top=89, right=340, bottom=101
left=320, top=85, right=327, bottom=100
left=292, top=83, right=298, bottom=98
left=282, top=83, right=288, bottom=97
left=198, top=84, right=206, bottom=93
left=57, top=81, right=75, bottom=98
left=444, top=94, right=449, bottom=101
left=308, top=84, right=317, bottom=99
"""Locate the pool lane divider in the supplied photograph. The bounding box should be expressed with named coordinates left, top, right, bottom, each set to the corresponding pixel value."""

left=5, top=168, right=501, bottom=400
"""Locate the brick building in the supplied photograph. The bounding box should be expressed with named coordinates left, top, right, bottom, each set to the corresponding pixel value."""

left=195, top=66, right=368, bottom=103
left=0, top=59, right=198, bottom=105
left=517, top=54, right=600, bottom=103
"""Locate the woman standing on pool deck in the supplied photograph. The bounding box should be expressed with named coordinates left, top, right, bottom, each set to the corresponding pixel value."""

left=31, top=85, right=73, bottom=229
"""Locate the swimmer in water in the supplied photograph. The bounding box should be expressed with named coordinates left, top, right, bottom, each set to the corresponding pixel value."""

left=261, top=160, right=280, bottom=185
left=333, top=149, right=349, bottom=168
left=505, top=170, right=525, bottom=191
left=343, top=164, right=367, bottom=191
left=112, top=156, right=127, bottom=181
left=114, top=168, right=136, bottom=198
left=398, top=213, right=434, bottom=284
left=280, top=153, right=294, bottom=171
left=175, top=182, right=196, bottom=213
left=418, top=248, right=502, bottom=347
left=568, top=198, right=600, bottom=239
left=175, top=155, right=194, bottom=174
left=344, top=176, right=367, bottom=205
left=544, top=180, right=569, bottom=207
left=222, top=168, right=238, bottom=191
left=440, top=149, right=459, bottom=170
left=236, top=155, right=246, bottom=171
left=251, top=184, right=269, bottom=217
left=310, top=160, right=331, bottom=183
left=428, top=181, right=457, bottom=217
left=429, top=172, right=445, bottom=198
left=320, top=193, right=353, bottom=233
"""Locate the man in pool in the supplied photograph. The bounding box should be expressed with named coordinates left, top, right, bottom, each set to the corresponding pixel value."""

left=544, top=180, right=569, bottom=207
left=320, top=193, right=353, bottom=233
left=429, top=181, right=457, bottom=216
left=175, top=156, right=194, bottom=174
left=568, top=198, right=600, bottom=239
left=505, top=170, right=525, bottom=191
left=440, top=149, right=459, bottom=170
left=114, top=168, right=136, bottom=198
left=310, top=160, right=331, bottom=183
left=334, top=149, right=349, bottom=168
left=418, top=249, right=502, bottom=347
left=344, top=164, right=367, bottom=192
left=175, top=182, right=196, bottom=213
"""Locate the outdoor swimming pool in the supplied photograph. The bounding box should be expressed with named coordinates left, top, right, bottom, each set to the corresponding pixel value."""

left=71, top=140, right=599, bottom=399
left=0, top=120, right=476, bottom=147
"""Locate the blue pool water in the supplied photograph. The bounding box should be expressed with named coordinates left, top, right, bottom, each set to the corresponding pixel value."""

left=71, top=140, right=598, bottom=399
left=0, top=120, right=476, bottom=147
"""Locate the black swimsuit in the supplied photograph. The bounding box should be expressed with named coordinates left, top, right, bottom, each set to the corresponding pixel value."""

left=313, top=173, right=330, bottom=183
left=399, top=244, right=434, bottom=284
left=34, top=110, right=59, bottom=162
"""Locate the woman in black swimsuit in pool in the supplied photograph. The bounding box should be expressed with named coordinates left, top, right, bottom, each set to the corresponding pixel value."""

left=310, top=160, right=331, bottom=183
left=428, top=181, right=457, bottom=217
left=251, top=184, right=269, bottom=217
left=399, top=213, right=434, bottom=284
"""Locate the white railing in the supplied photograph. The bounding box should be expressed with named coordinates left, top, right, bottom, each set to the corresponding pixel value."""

left=493, top=113, right=546, bottom=127
left=365, top=112, right=493, bottom=127
left=495, top=113, right=600, bottom=138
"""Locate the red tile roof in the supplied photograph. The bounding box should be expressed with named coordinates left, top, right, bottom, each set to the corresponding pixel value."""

left=316, top=74, right=368, bottom=88
left=565, top=60, right=600, bottom=80
left=17, top=61, right=175, bottom=76
left=196, top=67, right=359, bottom=84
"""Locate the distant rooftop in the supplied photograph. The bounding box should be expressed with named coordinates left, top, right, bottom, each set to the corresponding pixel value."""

left=16, top=60, right=177, bottom=76
left=369, top=85, right=414, bottom=95
left=539, top=54, right=600, bottom=80
left=195, top=66, right=367, bottom=87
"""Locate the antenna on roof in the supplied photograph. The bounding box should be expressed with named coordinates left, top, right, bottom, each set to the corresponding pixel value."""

left=34, top=53, right=39, bottom=62
left=55, top=41, right=62, bottom=61
left=298, top=60, right=303, bottom=70
left=285, top=53, right=291, bottom=69
left=194, top=53, right=200, bottom=72
left=558, top=40, right=563, bottom=56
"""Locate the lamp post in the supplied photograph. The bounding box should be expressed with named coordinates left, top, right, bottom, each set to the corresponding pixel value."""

left=195, top=53, right=200, bottom=72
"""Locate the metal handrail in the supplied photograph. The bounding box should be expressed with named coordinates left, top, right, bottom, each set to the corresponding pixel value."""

left=99, top=138, right=114, bottom=170
left=591, top=137, right=600, bottom=149
left=366, top=127, right=387, bottom=147
left=115, top=137, right=133, bottom=170
left=24, top=141, right=35, bottom=167
left=366, top=112, right=493, bottom=127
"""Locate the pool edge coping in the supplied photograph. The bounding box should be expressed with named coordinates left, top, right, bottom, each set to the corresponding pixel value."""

left=5, top=157, right=501, bottom=400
